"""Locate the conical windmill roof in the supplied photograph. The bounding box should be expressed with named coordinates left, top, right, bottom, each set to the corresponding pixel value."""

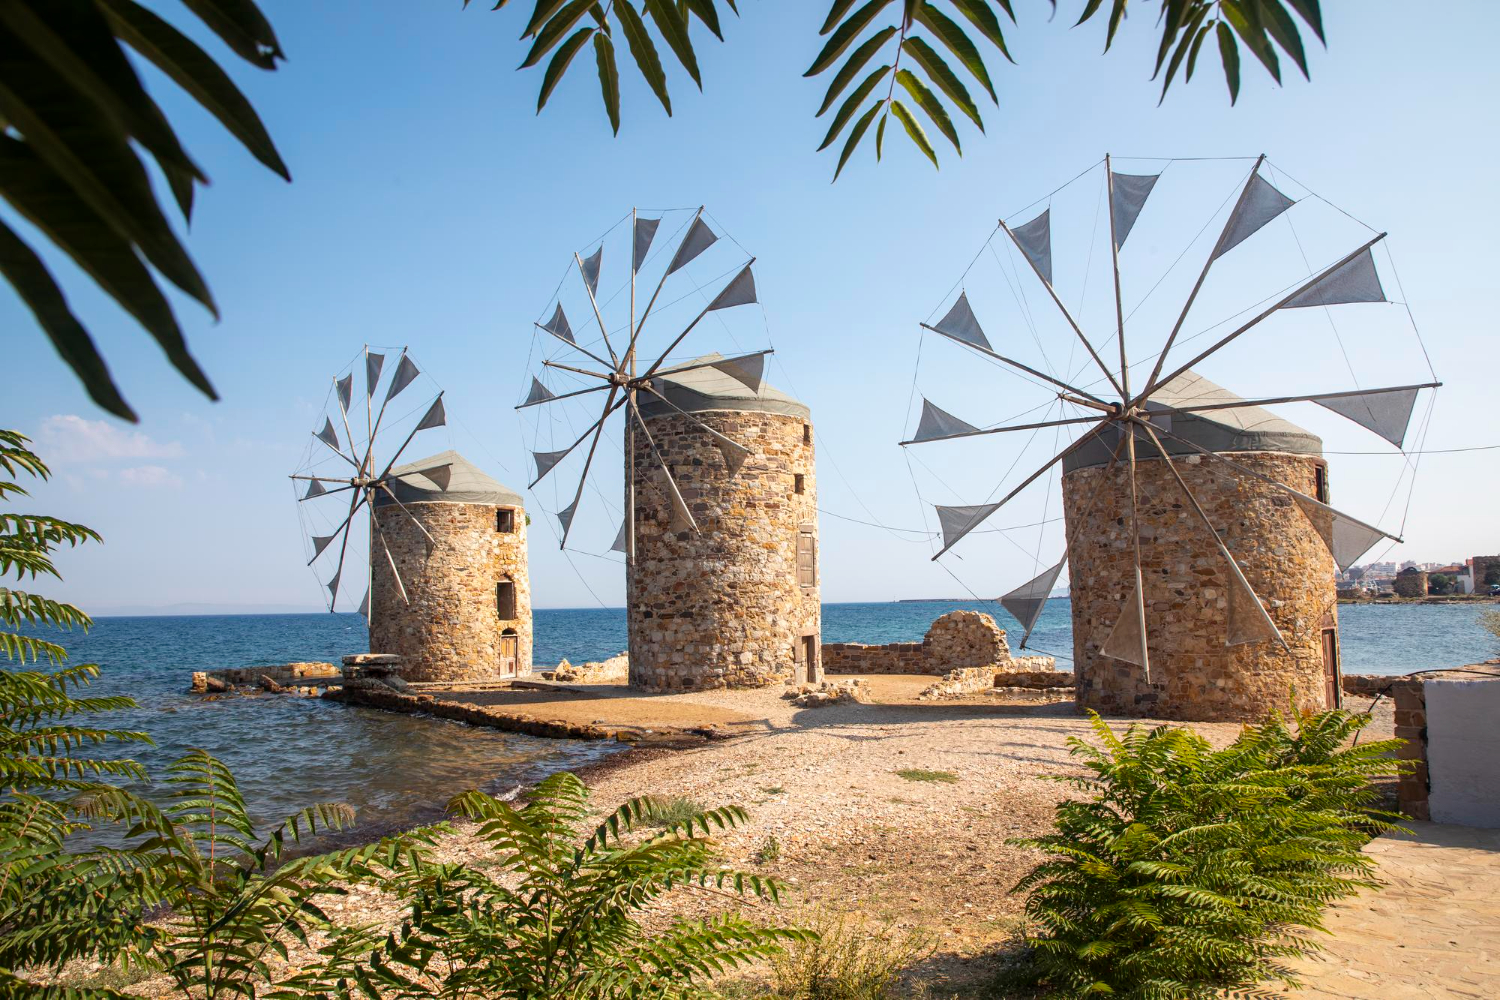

left=1063, top=370, right=1323, bottom=473
left=374, top=449, right=523, bottom=507
left=639, top=353, right=810, bottom=419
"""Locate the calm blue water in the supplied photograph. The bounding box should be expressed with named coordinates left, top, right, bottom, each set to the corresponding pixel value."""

left=30, top=600, right=1499, bottom=838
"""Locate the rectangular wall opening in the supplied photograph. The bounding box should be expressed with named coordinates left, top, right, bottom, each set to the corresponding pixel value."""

left=497, top=509, right=515, bottom=533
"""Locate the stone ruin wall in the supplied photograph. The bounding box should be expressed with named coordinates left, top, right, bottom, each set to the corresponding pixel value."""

left=1063, top=451, right=1337, bottom=723
left=627, top=409, right=820, bottom=690
left=825, top=610, right=1057, bottom=695
left=370, top=501, right=532, bottom=683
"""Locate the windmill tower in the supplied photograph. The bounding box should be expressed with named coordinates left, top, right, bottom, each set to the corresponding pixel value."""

left=521, top=210, right=819, bottom=690
left=904, top=156, right=1438, bottom=722
left=294, top=349, right=530, bottom=682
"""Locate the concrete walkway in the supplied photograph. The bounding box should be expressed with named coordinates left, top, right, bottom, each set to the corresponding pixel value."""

left=1287, top=822, right=1500, bottom=998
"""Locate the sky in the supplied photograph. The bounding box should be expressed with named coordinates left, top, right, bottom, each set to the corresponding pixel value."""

left=5, top=1, right=1498, bottom=613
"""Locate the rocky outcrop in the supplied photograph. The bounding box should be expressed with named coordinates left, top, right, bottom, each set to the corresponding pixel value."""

left=190, top=661, right=339, bottom=696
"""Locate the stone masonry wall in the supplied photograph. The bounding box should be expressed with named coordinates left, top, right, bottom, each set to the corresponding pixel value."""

left=627, top=409, right=820, bottom=690
left=821, top=642, right=924, bottom=674
left=1064, top=451, right=1337, bottom=722
left=825, top=610, right=1055, bottom=681
left=371, top=501, right=532, bottom=683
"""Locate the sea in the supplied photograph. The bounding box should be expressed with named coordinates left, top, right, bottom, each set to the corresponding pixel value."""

left=34, top=600, right=1500, bottom=840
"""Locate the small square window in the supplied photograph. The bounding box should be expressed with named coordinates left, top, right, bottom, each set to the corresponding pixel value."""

left=497, top=509, right=515, bottom=533
left=794, top=473, right=805, bottom=495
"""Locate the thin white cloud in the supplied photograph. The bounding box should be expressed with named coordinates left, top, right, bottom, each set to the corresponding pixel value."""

left=116, top=465, right=183, bottom=489
left=37, top=414, right=184, bottom=463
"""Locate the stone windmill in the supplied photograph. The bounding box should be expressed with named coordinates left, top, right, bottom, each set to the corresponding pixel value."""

left=292, top=347, right=448, bottom=615
left=903, top=156, right=1440, bottom=720
left=523, top=211, right=821, bottom=690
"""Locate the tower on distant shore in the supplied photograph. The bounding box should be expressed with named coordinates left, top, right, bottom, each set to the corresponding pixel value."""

left=370, top=450, right=532, bottom=682
left=627, top=359, right=821, bottom=690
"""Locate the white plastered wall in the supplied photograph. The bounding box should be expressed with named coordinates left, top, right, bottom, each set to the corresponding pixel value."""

left=1425, top=677, right=1500, bottom=828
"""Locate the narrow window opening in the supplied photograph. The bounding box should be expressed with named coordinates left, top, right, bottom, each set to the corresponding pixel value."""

left=794, top=473, right=806, bottom=495
left=1314, top=465, right=1328, bottom=504
left=497, top=509, right=515, bottom=533
left=497, top=577, right=516, bottom=620
left=803, top=423, right=812, bottom=445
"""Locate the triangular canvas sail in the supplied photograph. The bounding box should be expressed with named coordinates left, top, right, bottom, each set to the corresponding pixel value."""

left=358, top=588, right=369, bottom=619
left=714, top=435, right=750, bottom=474
left=913, top=398, right=980, bottom=442
left=611, top=519, right=628, bottom=553
left=1225, top=567, right=1283, bottom=647
left=303, top=479, right=327, bottom=499
left=1212, top=173, right=1294, bottom=260
left=1313, top=386, right=1418, bottom=448
left=315, top=417, right=340, bottom=452
left=366, top=352, right=384, bottom=397
left=310, top=533, right=337, bottom=560
left=1001, top=558, right=1065, bottom=645
left=1100, top=580, right=1149, bottom=669
left=1292, top=494, right=1387, bottom=572
left=406, top=462, right=453, bottom=491
left=1282, top=249, right=1386, bottom=308
left=709, top=352, right=765, bottom=393
left=1011, top=208, right=1053, bottom=286
left=580, top=246, right=602, bottom=296
left=935, top=503, right=1000, bottom=550
left=532, top=449, right=568, bottom=482
left=414, top=396, right=446, bottom=431
left=525, top=377, right=556, bottom=405
left=667, top=217, right=718, bottom=274
left=557, top=499, right=577, bottom=535
left=541, top=303, right=575, bottom=344
left=336, top=374, right=352, bottom=414
left=658, top=467, right=696, bottom=532
left=326, top=569, right=341, bottom=601
left=1111, top=172, right=1159, bottom=248
left=385, top=355, right=420, bottom=402
left=633, top=216, right=660, bottom=272
left=931, top=291, right=990, bottom=350
left=707, top=265, right=756, bottom=311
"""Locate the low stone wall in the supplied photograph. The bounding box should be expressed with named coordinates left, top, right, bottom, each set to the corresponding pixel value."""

left=191, top=661, right=339, bottom=694
left=918, top=667, right=998, bottom=700
left=826, top=610, right=1055, bottom=681
left=548, top=653, right=629, bottom=685
left=997, top=668, right=1076, bottom=688
left=821, top=642, right=924, bottom=674
left=1342, top=673, right=1401, bottom=698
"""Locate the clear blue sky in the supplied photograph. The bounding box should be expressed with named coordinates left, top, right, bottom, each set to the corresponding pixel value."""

left=5, top=1, right=1497, bottom=612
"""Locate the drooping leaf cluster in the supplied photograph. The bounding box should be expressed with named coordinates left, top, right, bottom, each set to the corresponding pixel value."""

left=484, top=1, right=1326, bottom=177
left=277, top=772, right=811, bottom=999
left=0, top=0, right=289, bottom=422
left=1011, top=707, right=1407, bottom=999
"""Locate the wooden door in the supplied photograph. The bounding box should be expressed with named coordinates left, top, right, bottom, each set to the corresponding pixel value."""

left=801, top=635, right=818, bottom=684
left=499, top=632, right=518, bottom=677
left=1320, top=627, right=1340, bottom=708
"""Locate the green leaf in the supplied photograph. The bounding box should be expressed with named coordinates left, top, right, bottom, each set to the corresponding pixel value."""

left=0, top=135, right=213, bottom=402
left=896, top=68, right=958, bottom=151
left=1186, top=20, right=1212, bottom=83
left=1156, top=6, right=1208, bottom=101
left=0, top=221, right=134, bottom=421
left=684, top=0, right=723, bottom=40
left=1074, top=0, right=1106, bottom=28
left=833, top=100, right=881, bottom=180
left=538, top=27, right=594, bottom=111
left=0, top=37, right=218, bottom=315
left=806, top=0, right=893, bottom=77
left=1256, top=0, right=1310, bottom=78
left=816, top=25, right=896, bottom=116
left=522, top=0, right=573, bottom=39
left=644, top=0, right=700, bottom=88
left=615, top=1, right=672, bottom=114
left=890, top=97, right=937, bottom=167
left=593, top=32, right=621, bottom=133
left=1224, top=1, right=1280, bottom=84
left=1153, top=0, right=1188, bottom=76
left=98, top=0, right=290, bottom=181
left=903, top=36, right=980, bottom=130
left=519, top=0, right=593, bottom=68
left=1284, top=0, right=1325, bottom=43
left=949, top=0, right=1012, bottom=63
left=178, top=0, right=285, bottom=69
left=1217, top=20, right=1241, bottom=104
left=820, top=1, right=860, bottom=35
left=816, top=64, right=889, bottom=150
left=875, top=107, right=887, bottom=159
left=1106, top=0, right=1128, bottom=51
left=911, top=1, right=995, bottom=103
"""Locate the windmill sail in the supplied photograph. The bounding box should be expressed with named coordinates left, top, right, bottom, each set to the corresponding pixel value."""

left=358, top=588, right=369, bottom=619
left=533, top=449, right=568, bottom=481
left=336, top=374, right=353, bottom=413
left=633, top=217, right=660, bottom=272
left=931, top=292, right=989, bottom=350
left=303, top=479, right=327, bottom=499
left=1011, top=208, right=1052, bottom=285
left=1292, top=494, right=1390, bottom=572
left=935, top=503, right=1000, bottom=550
left=1001, top=558, right=1065, bottom=645
left=541, top=304, right=575, bottom=344
left=315, top=417, right=340, bottom=452
left=707, top=265, right=756, bottom=311
left=1212, top=173, right=1294, bottom=260
left=1100, top=580, right=1149, bottom=669
left=708, top=352, right=765, bottom=392
left=1225, top=569, right=1284, bottom=647
left=611, top=519, right=628, bottom=553
left=1282, top=249, right=1386, bottom=308
left=667, top=217, right=717, bottom=274
left=525, top=377, right=556, bottom=405
left=1110, top=172, right=1159, bottom=248
left=913, top=399, right=980, bottom=442
left=580, top=246, right=602, bottom=295
left=1313, top=385, right=1418, bottom=447
left=414, top=396, right=446, bottom=431
left=386, top=356, right=420, bottom=401
left=366, top=352, right=384, bottom=396
left=557, top=499, right=577, bottom=535
left=310, top=533, right=337, bottom=560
